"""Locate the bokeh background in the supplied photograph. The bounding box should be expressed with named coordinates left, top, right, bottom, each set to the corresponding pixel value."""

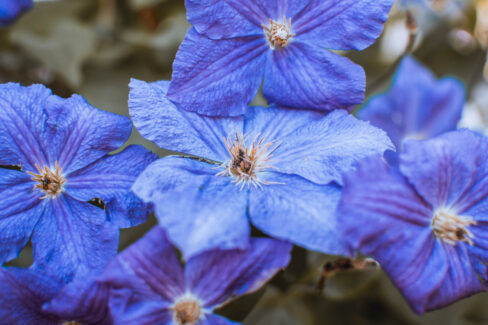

left=2, top=0, right=488, bottom=324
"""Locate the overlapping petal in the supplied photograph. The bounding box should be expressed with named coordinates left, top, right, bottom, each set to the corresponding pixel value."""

left=0, top=83, right=51, bottom=170
left=130, top=79, right=243, bottom=161
left=263, top=41, right=365, bottom=111
left=168, top=28, right=267, bottom=117
left=43, top=94, right=132, bottom=174
left=31, top=195, right=118, bottom=281
left=186, top=237, right=291, bottom=308
left=293, top=0, right=393, bottom=51
left=249, top=172, right=350, bottom=255
left=0, top=268, right=62, bottom=325
left=245, top=107, right=393, bottom=185
left=0, top=169, right=44, bottom=263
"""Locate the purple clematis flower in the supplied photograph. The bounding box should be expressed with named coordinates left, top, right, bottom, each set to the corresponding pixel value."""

left=167, top=0, right=394, bottom=116
left=0, top=0, right=32, bottom=27
left=0, top=266, right=111, bottom=325
left=0, top=83, right=156, bottom=280
left=129, top=79, right=393, bottom=259
left=338, top=129, right=488, bottom=314
left=87, top=226, right=291, bottom=325
left=357, top=55, right=465, bottom=165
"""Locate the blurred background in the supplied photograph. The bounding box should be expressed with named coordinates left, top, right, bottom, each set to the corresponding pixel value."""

left=2, top=0, right=488, bottom=324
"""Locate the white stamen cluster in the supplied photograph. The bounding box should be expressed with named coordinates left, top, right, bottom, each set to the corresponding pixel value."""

left=172, top=294, right=203, bottom=325
left=262, top=16, right=295, bottom=50
left=217, top=133, right=281, bottom=189
left=27, top=161, right=66, bottom=199
left=431, top=209, right=477, bottom=245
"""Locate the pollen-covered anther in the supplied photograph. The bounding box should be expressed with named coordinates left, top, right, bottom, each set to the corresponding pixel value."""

left=173, top=299, right=202, bottom=325
left=431, top=209, right=477, bottom=246
left=27, top=161, right=66, bottom=199
left=262, top=16, right=295, bottom=50
left=218, top=133, right=281, bottom=189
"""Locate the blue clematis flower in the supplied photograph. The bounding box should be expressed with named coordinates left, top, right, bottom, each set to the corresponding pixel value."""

left=130, top=79, right=393, bottom=259
left=167, top=0, right=394, bottom=116
left=0, top=266, right=112, bottom=325
left=358, top=56, right=465, bottom=164
left=0, top=83, right=156, bottom=280
left=338, top=129, right=488, bottom=314
left=78, top=226, right=292, bottom=325
left=0, top=0, right=32, bottom=27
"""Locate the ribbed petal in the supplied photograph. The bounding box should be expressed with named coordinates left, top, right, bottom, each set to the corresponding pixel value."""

left=263, top=41, right=365, bottom=111
left=293, top=0, right=393, bottom=51
left=43, top=94, right=132, bottom=174
left=129, top=79, right=243, bottom=161
left=168, top=28, right=267, bottom=117
left=0, top=83, right=51, bottom=170
left=249, top=172, right=350, bottom=256
left=186, top=237, right=291, bottom=308
left=31, top=195, right=118, bottom=281
left=0, top=169, right=44, bottom=263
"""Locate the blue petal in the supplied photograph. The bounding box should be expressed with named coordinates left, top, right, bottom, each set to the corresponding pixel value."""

left=0, top=83, right=51, bottom=170
left=31, top=195, right=118, bottom=281
left=0, top=169, right=44, bottom=264
left=249, top=172, right=351, bottom=256
left=65, top=145, right=157, bottom=228
left=400, top=130, right=486, bottom=211
left=43, top=94, right=132, bottom=174
left=358, top=56, right=465, bottom=151
left=0, top=0, right=32, bottom=27
left=186, top=237, right=291, bottom=308
left=263, top=41, right=365, bottom=111
left=167, top=28, right=267, bottom=117
left=152, top=172, right=250, bottom=260
left=129, top=79, right=243, bottom=161
left=108, top=296, right=173, bottom=325
left=44, top=275, right=112, bottom=325
left=245, top=107, right=393, bottom=185
left=185, top=0, right=311, bottom=39
left=293, top=0, right=393, bottom=51
left=0, top=267, right=63, bottom=325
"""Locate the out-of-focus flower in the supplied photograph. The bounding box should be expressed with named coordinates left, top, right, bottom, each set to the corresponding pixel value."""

left=338, top=129, right=488, bottom=314
left=86, top=226, right=291, bottom=325
left=167, top=0, right=394, bottom=116
left=129, top=79, right=393, bottom=259
left=0, top=0, right=32, bottom=27
left=358, top=56, right=464, bottom=164
left=459, top=81, right=488, bottom=134
left=0, top=83, right=156, bottom=280
left=475, top=0, right=488, bottom=48
left=0, top=267, right=111, bottom=325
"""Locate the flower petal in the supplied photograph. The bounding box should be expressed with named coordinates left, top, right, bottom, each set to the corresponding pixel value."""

left=43, top=94, right=132, bottom=174
left=245, top=107, right=393, bottom=185
left=358, top=56, right=465, bottom=151
left=65, top=145, right=156, bottom=228
left=199, top=314, right=240, bottom=325
left=167, top=28, right=267, bottom=117
left=186, top=237, right=291, bottom=308
left=0, top=169, right=44, bottom=263
left=399, top=130, right=486, bottom=210
left=0, top=267, right=63, bottom=325
left=0, top=83, right=51, bottom=170
left=31, top=195, right=118, bottom=281
left=263, top=41, right=365, bottom=111
left=153, top=173, right=250, bottom=259
left=293, top=0, right=393, bottom=51
left=109, top=292, right=173, bottom=325
left=249, top=172, right=351, bottom=255
left=0, top=0, right=32, bottom=26
left=100, top=226, right=185, bottom=302
left=129, top=79, right=243, bottom=161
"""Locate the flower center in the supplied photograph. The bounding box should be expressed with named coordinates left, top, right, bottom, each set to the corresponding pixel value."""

left=431, top=209, right=477, bottom=245
left=217, top=133, right=280, bottom=189
left=173, top=299, right=202, bottom=325
left=27, top=161, right=66, bottom=199
left=262, top=16, right=295, bottom=50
